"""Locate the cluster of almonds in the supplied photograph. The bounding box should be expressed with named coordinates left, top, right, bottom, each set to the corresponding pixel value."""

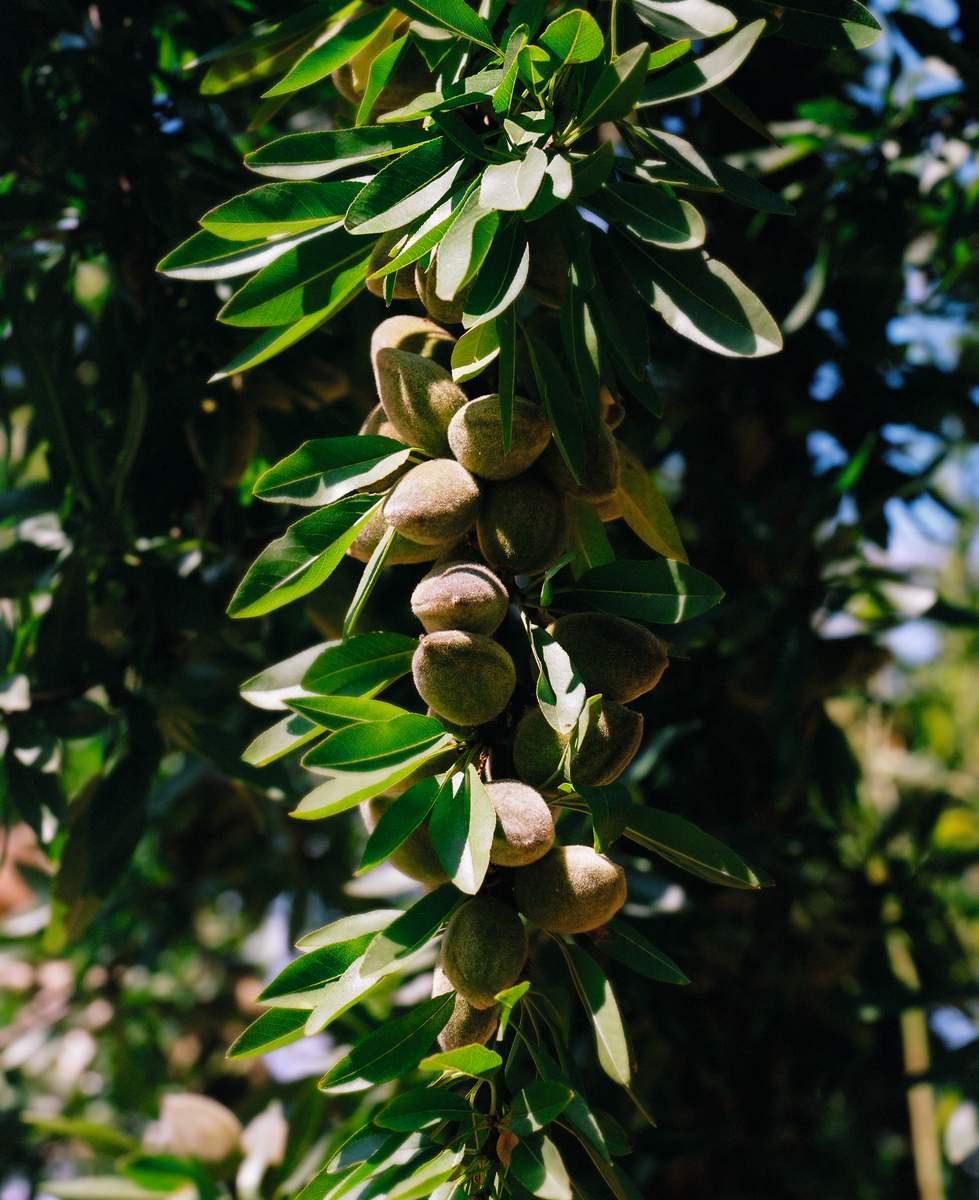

left=352, top=314, right=671, bottom=1048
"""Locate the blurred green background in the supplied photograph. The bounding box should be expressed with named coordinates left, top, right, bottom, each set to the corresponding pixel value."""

left=2, top=1, right=978, bottom=1197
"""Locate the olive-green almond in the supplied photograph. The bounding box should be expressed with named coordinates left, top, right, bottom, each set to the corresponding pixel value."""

left=382, top=459, right=481, bottom=546
left=441, top=895, right=528, bottom=1009
left=411, top=558, right=509, bottom=635
left=362, top=796, right=448, bottom=887
left=415, top=261, right=469, bottom=326
left=348, top=504, right=455, bottom=565
left=366, top=231, right=418, bottom=300
left=447, top=395, right=552, bottom=482
left=512, top=707, right=568, bottom=792
left=539, top=420, right=620, bottom=502
left=514, top=844, right=626, bottom=934
left=432, top=960, right=499, bottom=1051
left=572, top=699, right=643, bottom=787
left=477, top=474, right=567, bottom=576
left=375, top=348, right=468, bottom=456
left=551, top=613, right=668, bottom=703
left=486, top=780, right=554, bottom=867
left=412, top=630, right=516, bottom=727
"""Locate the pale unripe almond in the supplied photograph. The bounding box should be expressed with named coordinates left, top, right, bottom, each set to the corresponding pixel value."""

left=447, top=396, right=552, bottom=481
left=411, top=559, right=509, bottom=635
left=412, top=631, right=516, bottom=727
left=382, top=459, right=481, bottom=545
left=370, top=315, right=455, bottom=365
left=374, top=348, right=468, bottom=455
left=486, top=780, right=554, bottom=867
left=514, top=845, right=626, bottom=934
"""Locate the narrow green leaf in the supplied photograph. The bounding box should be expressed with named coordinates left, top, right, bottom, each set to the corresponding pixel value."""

left=509, top=1082, right=573, bottom=1136
left=510, top=1136, right=572, bottom=1200
left=646, top=39, right=692, bottom=70
left=303, top=713, right=449, bottom=771
left=241, top=642, right=334, bottom=711
left=557, top=942, right=631, bottom=1085
left=254, top=436, right=409, bottom=506
left=208, top=310, right=329, bottom=381
left=297, top=909, right=398, bottom=951
left=356, top=34, right=410, bottom=125
left=242, top=712, right=324, bottom=767
left=619, top=238, right=782, bottom=358
left=624, top=806, right=765, bottom=889
left=707, top=156, right=796, bottom=215
left=358, top=776, right=441, bottom=874
left=497, top=305, right=517, bottom=452
left=320, top=993, right=456, bottom=1090
left=41, top=1181, right=162, bottom=1200
left=602, top=919, right=689, bottom=985
left=496, top=979, right=529, bottom=1036
left=631, top=0, right=735, bottom=40
left=362, top=884, right=464, bottom=975
left=367, top=195, right=467, bottom=281
left=602, top=182, right=705, bottom=250
left=228, top=1008, right=308, bottom=1060
left=246, top=128, right=435, bottom=180
left=615, top=448, right=688, bottom=561
left=640, top=19, right=765, bottom=106
left=200, top=182, right=361, bottom=240
left=462, top=223, right=529, bottom=329
left=575, top=43, right=650, bottom=134
left=419, top=1044, right=502, bottom=1077
left=343, top=522, right=397, bottom=637
left=435, top=190, right=500, bottom=300
left=286, top=691, right=405, bottom=724
left=524, top=617, right=586, bottom=736
left=303, top=631, right=418, bottom=696
left=757, top=0, right=881, bottom=49
left=429, top=765, right=495, bottom=895
left=375, top=1086, right=473, bottom=1131
left=260, top=931, right=378, bottom=1000
left=157, top=227, right=321, bottom=281
left=579, top=784, right=632, bottom=851
left=524, top=332, right=585, bottom=483
left=555, top=557, right=724, bottom=623
left=451, top=320, right=501, bottom=382
left=493, top=25, right=528, bottom=115
left=292, top=733, right=455, bottom=819
left=228, top=495, right=378, bottom=618
left=218, top=228, right=369, bottom=327
left=345, top=139, right=465, bottom=236
left=389, top=0, right=498, bottom=53
left=379, top=69, right=504, bottom=123
left=263, top=7, right=392, bottom=97
left=387, top=1148, right=463, bottom=1200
